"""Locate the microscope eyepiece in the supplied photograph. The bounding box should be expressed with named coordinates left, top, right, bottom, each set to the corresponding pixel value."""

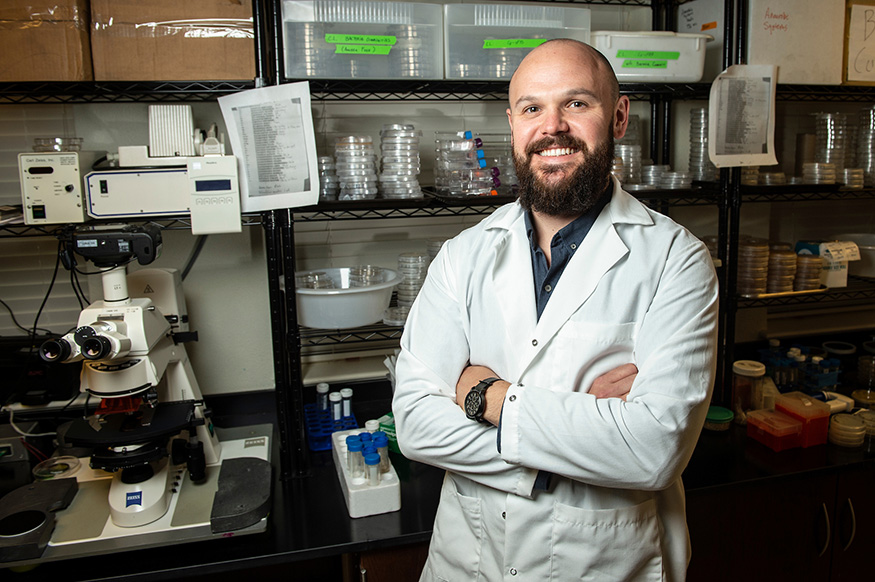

left=39, top=338, right=72, bottom=363
left=82, top=336, right=112, bottom=360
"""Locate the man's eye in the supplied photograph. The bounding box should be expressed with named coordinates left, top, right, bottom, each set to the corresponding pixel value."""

left=569, top=101, right=586, bottom=108
left=523, top=106, right=539, bottom=114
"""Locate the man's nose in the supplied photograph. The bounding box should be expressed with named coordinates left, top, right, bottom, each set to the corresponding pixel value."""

left=542, top=107, right=569, bottom=135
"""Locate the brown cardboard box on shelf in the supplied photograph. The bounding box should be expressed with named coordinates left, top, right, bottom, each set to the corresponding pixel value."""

left=0, top=0, right=92, bottom=81
left=90, top=0, right=255, bottom=81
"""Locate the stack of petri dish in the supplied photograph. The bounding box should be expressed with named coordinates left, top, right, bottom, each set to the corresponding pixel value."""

left=737, top=238, right=770, bottom=296
left=426, top=238, right=446, bottom=262
left=390, top=24, right=437, bottom=78
left=434, top=131, right=496, bottom=197
left=660, top=171, right=692, bottom=189
left=641, top=164, right=669, bottom=188
left=814, top=112, right=849, bottom=172
left=335, top=136, right=378, bottom=200
left=860, top=409, right=875, bottom=452
left=611, top=157, right=625, bottom=183
left=379, top=124, right=423, bottom=200
left=319, top=156, right=339, bottom=201
left=794, top=254, right=824, bottom=291
left=349, top=265, right=386, bottom=287
left=396, top=252, right=430, bottom=307
left=840, top=167, right=865, bottom=188
left=296, top=271, right=336, bottom=289
left=759, top=171, right=787, bottom=185
left=614, top=144, right=642, bottom=184
left=802, top=162, right=836, bottom=184
left=766, top=248, right=797, bottom=293
left=828, top=413, right=866, bottom=448
left=857, top=105, right=875, bottom=186
left=689, top=107, right=717, bottom=182
left=741, top=166, right=760, bottom=185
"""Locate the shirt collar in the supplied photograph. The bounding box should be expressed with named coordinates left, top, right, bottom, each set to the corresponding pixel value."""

left=523, top=185, right=612, bottom=252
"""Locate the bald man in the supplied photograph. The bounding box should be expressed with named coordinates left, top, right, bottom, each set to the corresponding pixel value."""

left=393, top=39, right=719, bottom=581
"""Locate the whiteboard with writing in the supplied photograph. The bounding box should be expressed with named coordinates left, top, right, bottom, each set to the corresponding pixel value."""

left=847, top=4, right=875, bottom=83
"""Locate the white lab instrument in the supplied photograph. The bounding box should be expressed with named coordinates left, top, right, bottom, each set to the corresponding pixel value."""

left=187, top=155, right=242, bottom=234
left=18, top=152, right=86, bottom=225
left=85, top=167, right=190, bottom=219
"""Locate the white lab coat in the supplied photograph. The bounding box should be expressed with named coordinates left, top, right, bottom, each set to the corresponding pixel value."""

left=392, top=178, right=719, bottom=582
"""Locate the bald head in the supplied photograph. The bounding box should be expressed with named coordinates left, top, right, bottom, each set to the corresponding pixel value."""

left=509, top=39, right=620, bottom=108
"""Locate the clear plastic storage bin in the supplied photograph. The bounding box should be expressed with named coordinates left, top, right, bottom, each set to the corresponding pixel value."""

left=591, top=31, right=712, bottom=83
left=444, top=3, right=591, bottom=80
left=282, top=0, right=443, bottom=79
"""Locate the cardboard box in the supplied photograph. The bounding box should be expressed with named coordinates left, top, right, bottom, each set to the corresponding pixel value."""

left=746, top=0, right=845, bottom=85
left=0, top=1, right=92, bottom=81
left=90, top=0, right=255, bottom=81
left=795, top=240, right=861, bottom=287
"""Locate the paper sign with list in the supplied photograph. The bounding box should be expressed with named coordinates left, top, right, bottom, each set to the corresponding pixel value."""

left=847, top=4, right=875, bottom=83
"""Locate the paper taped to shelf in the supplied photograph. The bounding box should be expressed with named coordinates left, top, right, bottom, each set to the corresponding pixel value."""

left=218, top=82, right=319, bottom=212
left=708, top=64, right=778, bottom=168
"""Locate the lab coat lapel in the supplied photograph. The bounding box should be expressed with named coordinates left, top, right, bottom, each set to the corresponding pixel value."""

left=532, top=207, right=628, bottom=351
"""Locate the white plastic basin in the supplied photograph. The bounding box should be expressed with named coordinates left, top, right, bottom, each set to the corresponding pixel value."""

left=294, top=267, right=400, bottom=329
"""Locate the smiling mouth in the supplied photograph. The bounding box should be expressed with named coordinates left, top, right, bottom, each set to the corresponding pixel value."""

left=537, top=147, right=579, bottom=157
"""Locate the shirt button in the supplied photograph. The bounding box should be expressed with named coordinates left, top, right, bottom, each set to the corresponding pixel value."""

left=532, top=339, right=538, bottom=346
left=570, top=243, right=577, bottom=250
left=509, top=395, right=516, bottom=402
left=501, top=511, right=506, bottom=519
left=544, top=284, right=552, bottom=292
left=510, top=568, right=518, bottom=576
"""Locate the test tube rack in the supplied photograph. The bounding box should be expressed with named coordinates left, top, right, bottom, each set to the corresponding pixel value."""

left=331, top=429, right=401, bottom=519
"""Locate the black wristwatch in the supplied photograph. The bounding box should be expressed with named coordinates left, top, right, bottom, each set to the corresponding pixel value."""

left=464, top=377, right=501, bottom=423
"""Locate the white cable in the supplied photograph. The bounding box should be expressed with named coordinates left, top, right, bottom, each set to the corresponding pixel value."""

left=2, top=406, right=58, bottom=437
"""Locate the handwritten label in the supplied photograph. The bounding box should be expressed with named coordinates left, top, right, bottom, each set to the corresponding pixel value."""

left=483, top=38, right=549, bottom=49
left=325, top=34, right=396, bottom=45
left=847, top=5, right=875, bottom=82
left=616, top=50, right=680, bottom=60
left=760, top=6, right=790, bottom=36
left=622, top=60, right=669, bottom=69
left=334, top=45, right=392, bottom=55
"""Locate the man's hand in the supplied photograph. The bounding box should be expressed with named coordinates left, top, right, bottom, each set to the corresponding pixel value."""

left=589, top=363, right=638, bottom=401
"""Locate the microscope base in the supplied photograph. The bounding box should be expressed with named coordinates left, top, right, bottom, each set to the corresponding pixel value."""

left=2, top=425, right=271, bottom=568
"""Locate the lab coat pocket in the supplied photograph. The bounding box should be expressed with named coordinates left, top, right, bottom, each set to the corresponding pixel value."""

left=554, top=321, right=638, bottom=392
left=550, top=498, right=664, bottom=582
left=427, top=474, right=484, bottom=581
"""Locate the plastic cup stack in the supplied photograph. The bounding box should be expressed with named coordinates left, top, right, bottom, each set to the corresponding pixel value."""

left=814, top=112, right=849, bottom=173
left=766, top=249, right=797, bottom=293
left=379, top=124, right=423, bottom=200
left=335, top=136, right=378, bottom=200
left=319, top=156, right=339, bottom=201
left=396, top=252, right=430, bottom=307
left=689, top=107, right=717, bottom=182
left=802, top=162, right=836, bottom=184
left=794, top=254, right=824, bottom=291
left=736, top=238, right=770, bottom=296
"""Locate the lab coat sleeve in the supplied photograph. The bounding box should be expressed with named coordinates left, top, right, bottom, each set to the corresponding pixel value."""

left=392, top=240, right=539, bottom=499
left=499, top=234, right=719, bottom=491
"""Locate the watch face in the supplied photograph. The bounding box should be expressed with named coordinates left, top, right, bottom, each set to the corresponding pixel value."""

left=464, top=390, right=483, bottom=419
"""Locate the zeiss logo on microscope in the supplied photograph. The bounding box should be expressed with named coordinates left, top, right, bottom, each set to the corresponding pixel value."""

left=126, top=491, right=143, bottom=507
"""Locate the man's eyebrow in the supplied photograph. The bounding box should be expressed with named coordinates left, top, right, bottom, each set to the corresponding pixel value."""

left=512, top=88, right=600, bottom=108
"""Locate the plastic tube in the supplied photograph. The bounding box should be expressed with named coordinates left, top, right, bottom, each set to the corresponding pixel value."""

left=364, top=453, right=381, bottom=486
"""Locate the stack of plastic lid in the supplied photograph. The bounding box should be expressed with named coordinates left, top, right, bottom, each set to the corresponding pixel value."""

left=841, top=167, right=865, bottom=189
left=802, top=162, right=836, bottom=184
left=814, top=112, right=849, bottom=172
left=434, top=131, right=497, bottom=197
left=426, top=238, right=446, bottom=262
left=689, top=107, right=717, bottom=182
left=659, top=171, right=692, bottom=189
left=335, top=136, right=378, bottom=200
left=295, top=271, right=335, bottom=289
left=828, top=413, right=866, bottom=447
left=478, top=133, right=517, bottom=196
left=737, top=238, right=770, bottom=296
left=741, top=166, right=760, bottom=185
left=857, top=105, right=875, bottom=186
left=759, top=171, right=787, bottom=185
left=379, top=124, right=423, bottom=199
left=397, top=252, right=430, bottom=307
left=641, top=164, right=669, bottom=188
left=319, top=156, right=339, bottom=201
left=767, top=249, right=797, bottom=293
left=794, top=254, right=824, bottom=291
left=614, top=144, right=642, bottom=184
left=349, top=265, right=386, bottom=287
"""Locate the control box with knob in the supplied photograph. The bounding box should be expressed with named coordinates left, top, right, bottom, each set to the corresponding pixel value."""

left=18, top=152, right=87, bottom=225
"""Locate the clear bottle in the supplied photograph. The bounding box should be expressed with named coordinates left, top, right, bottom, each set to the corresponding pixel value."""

left=346, top=436, right=364, bottom=479
left=364, top=453, right=381, bottom=486
left=732, top=360, right=766, bottom=424
left=373, top=433, right=391, bottom=473
left=316, top=382, right=330, bottom=411
left=340, top=387, right=353, bottom=417
left=329, top=392, right=342, bottom=421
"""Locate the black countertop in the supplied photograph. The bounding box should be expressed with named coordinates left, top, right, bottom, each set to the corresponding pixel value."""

left=4, top=391, right=874, bottom=582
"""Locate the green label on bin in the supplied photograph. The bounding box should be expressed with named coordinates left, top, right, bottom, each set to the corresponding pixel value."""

left=325, top=34, right=396, bottom=45
left=616, top=50, right=680, bottom=60
left=621, top=59, right=669, bottom=69
left=334, top=44, right=393, bottom=55
left=483, top=38, right=549, bottom=49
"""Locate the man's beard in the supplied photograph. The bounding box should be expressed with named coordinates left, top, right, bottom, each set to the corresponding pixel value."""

left=514, top=131, right=615, bottom=217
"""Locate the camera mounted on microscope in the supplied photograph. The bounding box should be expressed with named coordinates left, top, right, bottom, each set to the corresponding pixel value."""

left=60, top=223, right=163, bottom=269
